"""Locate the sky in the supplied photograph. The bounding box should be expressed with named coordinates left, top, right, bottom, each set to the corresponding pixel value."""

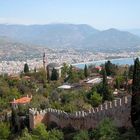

left=0, top=0, right=140, bottom=29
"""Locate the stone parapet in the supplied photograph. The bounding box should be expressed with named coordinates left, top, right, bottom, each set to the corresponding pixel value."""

left=29, top=95, right=132, bottom=129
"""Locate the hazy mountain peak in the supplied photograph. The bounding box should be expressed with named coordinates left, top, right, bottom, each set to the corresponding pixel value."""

left=0, top=23, right=140, bottom=52
left=105, top=28, right=119, bottom=31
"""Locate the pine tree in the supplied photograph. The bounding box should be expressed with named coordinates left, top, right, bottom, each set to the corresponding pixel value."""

left=47, top=66, right=50, bottom=81
left=24, top=63, right=29, bottom=73
left=131, top=58, right=140, bottom=135
left=51, top=68, right=58, bottom=81
left=102, top=69, right=113, bottom=101
left=84, top=64, right=89, bottom=78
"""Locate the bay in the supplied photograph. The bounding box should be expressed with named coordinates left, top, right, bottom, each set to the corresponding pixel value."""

left=72, top=57, right=135, bottom=69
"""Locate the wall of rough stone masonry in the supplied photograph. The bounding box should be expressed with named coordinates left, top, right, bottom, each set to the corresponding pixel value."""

left=29, top=95, right=132, bottom=130
left=0, top=110, right=12, bottom=122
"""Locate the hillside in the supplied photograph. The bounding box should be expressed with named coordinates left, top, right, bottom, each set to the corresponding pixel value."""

left=83, top=28, right=140, bottom=52
left=0, top=36, right=49, bottom=60
left=128, top=29, right=140, bottom=37
left=0, top=24, right=99, bottom=48
left=0, top=24, right=140, bottom=52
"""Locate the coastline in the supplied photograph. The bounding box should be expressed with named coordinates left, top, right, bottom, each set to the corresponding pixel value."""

left=71, top=59, right=107, bottom=66
left=72, top=57, right=135, bottom=68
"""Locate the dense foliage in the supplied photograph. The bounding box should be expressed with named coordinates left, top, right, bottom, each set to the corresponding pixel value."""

left=51, top=68, right=59, bottom=81
left=0, top=122, right=11, bottom=139
left=24, top=63, right=29, bottom=73
left=105, top=60, right=117, bottom=76
left=131, top=58, right=140, bottom=135
left=84, top=64, right=89, bottom=78
left=18, top=123, right=64, bottom=140
left=102, top=69, right=113, bottom=101
left=0, top=60, right=139, bottom=139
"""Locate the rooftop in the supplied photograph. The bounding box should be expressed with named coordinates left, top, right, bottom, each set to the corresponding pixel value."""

left=58, top=85, right=72, bottom=89
left=86, top=78, right=102, bottom=84
left=10, top=95, right=32, bottom=104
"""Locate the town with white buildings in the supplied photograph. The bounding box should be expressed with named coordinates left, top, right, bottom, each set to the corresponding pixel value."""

left=0, top=48, right=138, bottom=75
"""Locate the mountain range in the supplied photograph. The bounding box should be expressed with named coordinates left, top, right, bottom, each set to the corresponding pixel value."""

left=0, top=24, right=140, bottom=53
left=128, top=29, right=140, bottom=37
left=0, top=36, right=50, bottom=60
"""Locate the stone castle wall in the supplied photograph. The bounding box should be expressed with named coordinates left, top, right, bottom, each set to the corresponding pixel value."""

left=29, top=95, right=132, bottom=130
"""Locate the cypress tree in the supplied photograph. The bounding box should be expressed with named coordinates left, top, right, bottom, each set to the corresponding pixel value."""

left=51, top=68, right=58, bottom=81
left=11, top=109, right=19, bottom=132
left=102, top=69, right=113, bottom=101
left=123, top=70, right=128, bottom=90
left=131, top=58, right=140, bottom=135
left=129, top=65, right=134, bottom=79
left=68, top=65, right=74, bottom=80
left=103, top=68, right=107, bottom=86
left=24, top=63, right=29, bottom=73
left=105, top=60, right=112, bottom=76
left=67, top=65, right=79, bottom=83
left=84, top=64, right=89, bottom=78
left=47, top=66, right=50, bottom=81
left=34, top=67, right=37, bottom=73
left=115, top=78, right=120, bottom=89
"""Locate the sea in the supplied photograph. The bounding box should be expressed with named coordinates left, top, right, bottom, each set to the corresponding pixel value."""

left=72, top=57, right=135, bottom=69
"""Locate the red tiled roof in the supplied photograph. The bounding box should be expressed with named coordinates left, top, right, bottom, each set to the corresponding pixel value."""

left=95, top=66, right=102, bottom=70
left=10, top=96, right=32, bottom=104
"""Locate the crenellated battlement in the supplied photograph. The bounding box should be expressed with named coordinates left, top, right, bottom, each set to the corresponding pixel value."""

left=29, top=95, right=131, bottom=118
left=29, top=95, right=132, bottom=129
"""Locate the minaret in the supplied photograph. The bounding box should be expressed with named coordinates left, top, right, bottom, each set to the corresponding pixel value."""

left=43, top=52, right=46, bottom=69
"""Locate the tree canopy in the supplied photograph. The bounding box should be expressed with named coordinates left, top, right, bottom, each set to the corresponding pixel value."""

left=0, top=122, right=10, bottom=140
left=94, top=118, right=120, bottom=140
left=131, top=58, right=140, bottom=135
left=84, top=64, right=89, bottom=78
left=102, top=69, right=113, bottom=101
left=24, top=63, right=29, bottom=73
left=51, top=68, right=58, bottom=81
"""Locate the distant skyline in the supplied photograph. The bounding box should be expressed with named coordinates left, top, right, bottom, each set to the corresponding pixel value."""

left=0, top=0, right=140, bottom=29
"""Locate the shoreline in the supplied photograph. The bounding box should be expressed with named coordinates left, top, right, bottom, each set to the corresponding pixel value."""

left=71, top=57, right=133, bottom=66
